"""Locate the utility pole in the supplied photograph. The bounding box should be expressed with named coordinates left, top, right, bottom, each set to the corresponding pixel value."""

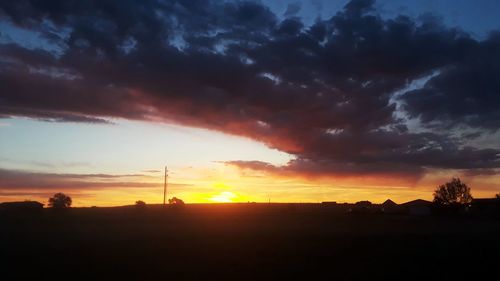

left=163, top=166, right=168, bottom=205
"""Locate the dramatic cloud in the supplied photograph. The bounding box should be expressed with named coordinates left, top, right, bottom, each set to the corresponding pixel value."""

left=1, top=0, right=499, bottom=180
left=400, top=33, right=500, bottom=130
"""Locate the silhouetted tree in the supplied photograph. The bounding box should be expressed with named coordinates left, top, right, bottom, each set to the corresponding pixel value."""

left=355, top=200, right=372, bottom=207
left=349, top=200, right=372, bottom=214
left=433, top=178, right=472, bottom=205
left=168, top=197, right=185, bottom=205
left=135, top=200, right=146, bottom=208
left=48, top=193, right=72, bottom=209
left=496, top=193, right=500, bottom=199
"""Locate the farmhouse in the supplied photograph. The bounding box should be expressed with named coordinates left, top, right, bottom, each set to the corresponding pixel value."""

left=0, top=201, right=44, bottom=214
left=381, top=199, right=400, bottom=214
left=401, top=199, right=432, bottom=216
left=470, top=198, right=500, bottom=216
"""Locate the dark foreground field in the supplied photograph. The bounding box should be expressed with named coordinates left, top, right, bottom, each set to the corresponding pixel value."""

left=1, top=204, right=499, bottom=280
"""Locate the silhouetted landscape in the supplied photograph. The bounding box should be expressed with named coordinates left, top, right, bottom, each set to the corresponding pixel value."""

left=2, top=196, right=500, bottom=280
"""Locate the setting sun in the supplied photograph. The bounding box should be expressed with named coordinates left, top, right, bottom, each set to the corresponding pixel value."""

left=209, top=191, right=238, bottom=203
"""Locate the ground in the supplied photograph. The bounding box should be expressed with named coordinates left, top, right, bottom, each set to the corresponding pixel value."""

left=1, top=203, right=499, bottom=280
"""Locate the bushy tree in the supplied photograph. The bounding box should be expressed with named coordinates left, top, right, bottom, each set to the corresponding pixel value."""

left=48, top=193, right=72, bottom=209
left=135, top=200, right=146, bottom=208
left=168, top=197, right=185, bottom=205
left=433, top=178, right=472, bottom=205
left=496, top=193, right=500, bottom=199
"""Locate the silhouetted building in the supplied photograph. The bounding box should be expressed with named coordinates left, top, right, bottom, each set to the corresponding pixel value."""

left=381, top=199, right=401, bottom=214
left=401, top=199, right=431, bottom=216
left=470, top=198, right=500, bottom=216
left=0, top=201, right=44, bottom=214
left=321, top=201, right=337, bottom=205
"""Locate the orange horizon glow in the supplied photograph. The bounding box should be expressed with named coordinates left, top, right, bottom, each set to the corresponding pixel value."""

left=1, top=164, right=498, bottom=207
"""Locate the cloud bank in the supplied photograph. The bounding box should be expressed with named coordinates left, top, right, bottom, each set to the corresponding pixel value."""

left=1, top=0, right=499, bottom=180
left=0, top=168, right=189, bottom=190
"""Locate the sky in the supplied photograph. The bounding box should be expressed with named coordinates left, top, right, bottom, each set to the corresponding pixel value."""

left=1, top=0, right=500, bottom=206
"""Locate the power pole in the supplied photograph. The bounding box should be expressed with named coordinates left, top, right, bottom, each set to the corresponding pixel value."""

left=163, top=166, right=168, bottom=205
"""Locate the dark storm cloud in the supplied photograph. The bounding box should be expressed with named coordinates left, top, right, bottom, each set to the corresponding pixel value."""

left=400, top=33, right=500, bottom=130
left=0, top=0, right=499, bottom=179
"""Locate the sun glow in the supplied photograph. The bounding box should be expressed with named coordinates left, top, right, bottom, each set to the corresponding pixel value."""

left=209, top=191, right=238, bottom=203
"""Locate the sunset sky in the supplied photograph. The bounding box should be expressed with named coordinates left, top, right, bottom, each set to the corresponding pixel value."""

left=1, top=0, right=500, bottom=206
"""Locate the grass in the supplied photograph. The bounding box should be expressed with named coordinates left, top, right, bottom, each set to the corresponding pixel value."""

left=1, top=203, right=499, bottom=280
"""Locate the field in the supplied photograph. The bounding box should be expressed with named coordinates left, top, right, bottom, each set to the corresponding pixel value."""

left=2, top=203, right=499, bottom=280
